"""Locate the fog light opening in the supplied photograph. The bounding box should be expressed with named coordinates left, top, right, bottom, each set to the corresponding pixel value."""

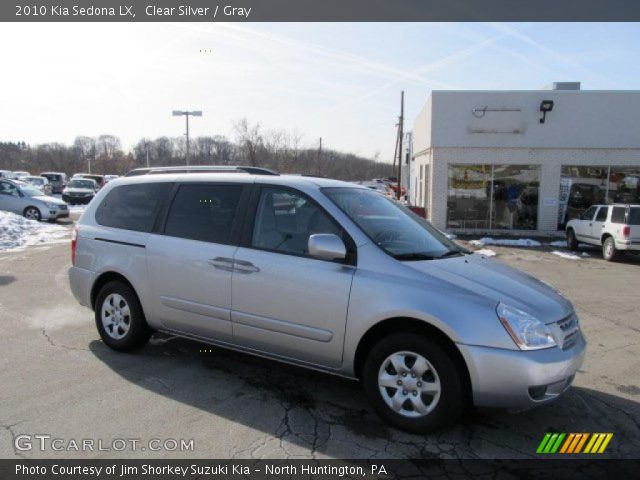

left=528, top=385, right=548, bottom=400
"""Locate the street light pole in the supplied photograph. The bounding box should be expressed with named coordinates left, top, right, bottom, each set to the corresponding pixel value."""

left=172, top=110, right=202, bottom=166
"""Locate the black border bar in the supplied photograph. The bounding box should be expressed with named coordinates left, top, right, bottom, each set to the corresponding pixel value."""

left=3, top=459, right=640, bottom=480
left=5, top=0, right=640, bottom=22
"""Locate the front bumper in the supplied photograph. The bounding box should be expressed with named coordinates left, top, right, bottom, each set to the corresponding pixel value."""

left=40, top=206, right=69, bottom=220
left=458, top=333, right=586, bottom=409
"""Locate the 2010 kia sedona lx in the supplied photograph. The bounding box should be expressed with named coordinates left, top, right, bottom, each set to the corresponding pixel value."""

left=68, top=166, right=586, bottom=432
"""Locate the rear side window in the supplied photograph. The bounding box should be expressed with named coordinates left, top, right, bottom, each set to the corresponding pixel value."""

left=611, top=207, right=626, bottom=224
left=164, top=184, right=243, bottom=244
left=629, top=208, right=640, bottom=225
left=95, top=183, right=171, bottom=232
left=595, top=206, right=608, bottom=222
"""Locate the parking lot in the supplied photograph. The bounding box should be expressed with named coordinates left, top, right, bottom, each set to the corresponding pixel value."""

left=1, top=217, right=639, bottom=459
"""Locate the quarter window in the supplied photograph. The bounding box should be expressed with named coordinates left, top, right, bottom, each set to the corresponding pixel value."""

left=164, top=184, right=243, bottom=244
left=252, top=187, right=342, bottom=257
left=611, top=207, right=626, bottom=224
left=95, top=183, right=171, bottom=232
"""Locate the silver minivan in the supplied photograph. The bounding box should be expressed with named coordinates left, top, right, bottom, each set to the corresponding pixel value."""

left=68, top=166, right=586, bottom=432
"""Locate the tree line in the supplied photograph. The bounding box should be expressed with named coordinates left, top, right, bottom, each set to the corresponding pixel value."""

left=0, top=119, right=393, bottom=181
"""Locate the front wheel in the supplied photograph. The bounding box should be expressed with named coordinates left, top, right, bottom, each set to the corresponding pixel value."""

left=602, top=236, right=618, bottom=261
left=95, top=281, right=151, bottom=351
left=362, top=333, right=465, bottom=433
left=566, top=229, right=578, bottom=251
left=23, top=207, right=41, bottom=221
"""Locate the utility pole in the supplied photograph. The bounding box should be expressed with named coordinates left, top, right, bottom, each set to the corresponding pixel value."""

left=172, top=110, right=202, bottom=166
left=396, top=91, right=404, bottom=200
left=145, top=140, right=150, bottom=168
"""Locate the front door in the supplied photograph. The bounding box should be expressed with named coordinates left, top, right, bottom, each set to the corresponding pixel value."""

left=574, top=205, right=598, bottom=242
left=231, top=186, right=355, bottom=368
left=146, top=182, right=247, bottom=342
left=0, top=181, right=24, bottom=214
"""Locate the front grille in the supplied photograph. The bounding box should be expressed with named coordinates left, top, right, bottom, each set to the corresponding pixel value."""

left=557, top=314, right=580, bottom=350
left=59, top=205, right=68, bottom=210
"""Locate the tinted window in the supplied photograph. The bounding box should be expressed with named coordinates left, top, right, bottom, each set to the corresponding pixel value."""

left=164, top=184, right=243, bottom=244
left=629, top=208, right=640, bottom=226
left=42, top=174, right=61, bottom=181
left=595, top=206, right=608, bottom=222
left=0, top=181, right=18, bottom=195
left=579, top=206, right=597, bottom=221
left=96, top=183, right=171, bottom=232
left=252, top=187, right=342, bottom=257
left=611, top=207, right=626, bottom=224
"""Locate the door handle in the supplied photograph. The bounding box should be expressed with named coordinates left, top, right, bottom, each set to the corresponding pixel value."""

left=233, top=259, right=260, bottom=274
left=208, top=257, right=235, bottom=272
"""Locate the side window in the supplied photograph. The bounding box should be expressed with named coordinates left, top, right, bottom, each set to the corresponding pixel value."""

left=595, top=206, right=608, bottom=222
left=611, top=207, right=626, bottom=224
left=252, top=187, right=342, bottom=257
left=579, top=206, right=597, bottom=221
left=96, top=183, right=171, bottom=232
left=164, top=184, right=243, bottom=244
left=0, top=181, right=17, bottom=196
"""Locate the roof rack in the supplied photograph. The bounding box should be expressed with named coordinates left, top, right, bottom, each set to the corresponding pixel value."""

left=124, top=165, right=280, bottom=177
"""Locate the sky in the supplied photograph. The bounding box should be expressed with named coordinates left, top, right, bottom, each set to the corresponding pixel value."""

left=2, top=22, right=640, bottom=162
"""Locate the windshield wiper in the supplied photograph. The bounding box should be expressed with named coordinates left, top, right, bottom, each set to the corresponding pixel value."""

left=437, top=250, right=466, bottom=259
left=393, top=252, right=436, bottom=261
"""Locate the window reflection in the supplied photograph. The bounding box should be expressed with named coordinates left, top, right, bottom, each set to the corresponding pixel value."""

left=447, top=164, right=539, bottom=230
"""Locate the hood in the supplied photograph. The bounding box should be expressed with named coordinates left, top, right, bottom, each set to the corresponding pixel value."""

left=63, top=187, right=94, bottom=194
left=404, top=253, right=573, bottom=324
left=32, top=195, right=67, bottom=206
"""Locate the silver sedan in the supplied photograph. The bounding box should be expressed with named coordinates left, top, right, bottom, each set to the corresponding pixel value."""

left=0, top=179, right=69, bottom=221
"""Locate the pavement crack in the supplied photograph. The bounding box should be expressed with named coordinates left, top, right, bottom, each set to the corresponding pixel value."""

left=41, top=328, right=88, bottom=351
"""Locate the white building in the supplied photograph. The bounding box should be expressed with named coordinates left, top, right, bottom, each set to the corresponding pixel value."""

left=411, top=83, right=640, bottom=235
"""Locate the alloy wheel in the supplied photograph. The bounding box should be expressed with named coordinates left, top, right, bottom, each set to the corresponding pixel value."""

left=101, top=293, right=131, bottom=340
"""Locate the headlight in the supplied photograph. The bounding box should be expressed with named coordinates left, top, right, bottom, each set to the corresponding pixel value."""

left=497, top=303, right=556, bottom=350
left=43, top=202, right=58, bottom=208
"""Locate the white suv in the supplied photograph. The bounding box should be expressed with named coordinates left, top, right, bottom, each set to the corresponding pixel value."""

left=566, top=204, right=640, bottom=261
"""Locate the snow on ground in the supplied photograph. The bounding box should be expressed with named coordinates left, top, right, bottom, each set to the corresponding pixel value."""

left=69, top=204, right=87, bottom=214
left=548, top=240, right=567, bottom=247
left=470, top=237, right=542, bottom=247
left=473, top=248, right=496, bottom=257
left=0, top=211, right=70, bottom=252
left=551, top=250, right=582, bottom=260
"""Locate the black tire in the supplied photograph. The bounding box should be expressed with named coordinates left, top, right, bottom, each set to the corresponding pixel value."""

left=23, top=206, right=41, bottom=221
left=566, top=228, right=578, bottom=251
left=94, top=280, right=151, bottom=351
left=602, top=236, right=618, bottom=262
left=362, top=333, right=465, bottom=433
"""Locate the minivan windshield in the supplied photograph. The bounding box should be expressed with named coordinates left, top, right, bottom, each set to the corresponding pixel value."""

left=323, top=187, right=466, bottom=260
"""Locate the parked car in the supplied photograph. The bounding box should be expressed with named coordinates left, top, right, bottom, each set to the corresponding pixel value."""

left=0, top=170, right=12, bottom=179
left=0, top=179, right=69, bottom=221
left=566, top=204, right=640, bottom=261
left=11, top=170, right=30, bottom=180
left=40, top=172, right=68, bottom=194
left=68, top=166, right=585, bottom=433
left=62, top=178, right=98, bottom=204
left=22, top=175, right=52, bottom=196
left=72, top=173, right=105, bottom=189
left=104, top=175, right=120, bottom=183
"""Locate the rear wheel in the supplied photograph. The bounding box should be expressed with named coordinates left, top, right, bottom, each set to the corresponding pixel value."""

left=566, top=228, right=578, bottom=251
left=362, top=333, right=465, bottom=433
left=23, top=206, right=41, bottom=221
left=95, top=281, right=151, bottom=351
left=602, top=236, right=618, bottom=261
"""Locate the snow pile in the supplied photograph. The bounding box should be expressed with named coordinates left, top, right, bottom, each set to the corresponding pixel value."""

left=0, top=211, right=70, bottom=252
left=474, top=248, right=496, bottom=257
left=444, top=233, right=458, bottom=240
left=551, top=250, right=582, bottom=260
left=548, top=240, right=567, bottom=247
left=470, top=237, right=542, bottom=247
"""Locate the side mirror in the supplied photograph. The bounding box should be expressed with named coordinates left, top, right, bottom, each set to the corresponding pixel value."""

left=308, top=234, right=347, bottom=261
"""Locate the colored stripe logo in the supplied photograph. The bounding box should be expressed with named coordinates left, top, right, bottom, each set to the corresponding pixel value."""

left=537, top=433, right=613, bottom=454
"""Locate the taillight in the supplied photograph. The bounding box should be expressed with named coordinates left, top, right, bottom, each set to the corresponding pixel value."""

left=622, top=225, right=631, bottom=238
left=71, top=226, right=78, bottom=265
